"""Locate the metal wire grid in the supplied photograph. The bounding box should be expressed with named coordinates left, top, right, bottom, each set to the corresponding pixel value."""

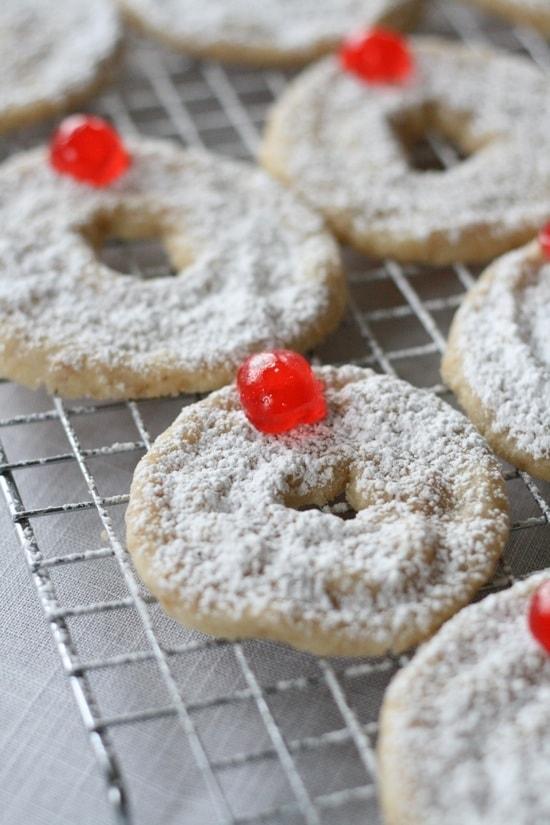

left=0, top=2, right=549, bottom=824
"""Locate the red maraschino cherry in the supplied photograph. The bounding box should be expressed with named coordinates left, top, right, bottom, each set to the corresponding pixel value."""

left=528, top=580, right=550, bottom=654
left=49, top=114, right=130, bottom=186
left=340, top=28, right=414, bottom=84
left=237, top=350, right=327, bottom=435
left=538, top=222, right=550, bottom=260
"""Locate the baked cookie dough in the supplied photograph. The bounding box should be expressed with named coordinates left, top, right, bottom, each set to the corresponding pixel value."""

left=0, top=0, right=121, bottom=134
left=462, top=0, right=550, bottom=38
left=442, top=241, right=550, bottom=481
left=118, top=0, right=421, bottom=67
left=379, top=572, right=550, bottom=825
left=126, top=366, right=509, bottom=657
left=261, top=37, right=550, bottom=265
left=0, top=139, right=345, bottom=399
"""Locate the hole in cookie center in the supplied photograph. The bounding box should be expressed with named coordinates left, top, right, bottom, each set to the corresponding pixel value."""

left=98, top=235, right=179, bottom=279
left=402, top=130, right=469, bottom=172
left=391, top=107, right=474, bottom=172
left=83, top=211, right=193, bottom=280
left=294, top=492, right=357, bottom=521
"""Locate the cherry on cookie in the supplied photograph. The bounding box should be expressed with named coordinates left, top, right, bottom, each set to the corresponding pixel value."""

left=237, top=350, right=326, bottom=435
left=538, top=221, right=550, bottom=259
left=49, top=115, right=130, bottom=186
left=528, top=580, right=550, bottom=653
left=340, top=28, right=414, bottom=85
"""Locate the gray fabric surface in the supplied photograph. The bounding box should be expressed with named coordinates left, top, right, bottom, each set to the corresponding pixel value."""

left=0, top=502, right=112, bottom=825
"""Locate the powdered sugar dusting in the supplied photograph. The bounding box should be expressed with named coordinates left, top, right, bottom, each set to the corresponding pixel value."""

left=120, top=0, right=413, bottom=55
left=127, top=366, right=509, bottom=655
left=261, top=38, right=550, bottom=261
left=0, top=0, right=120, bottom=128
left=520, top=268, right=550, bottom=367
left=381, top=572, right=550, bottom=825
left=453, top=244, right=550, bottom=462
left=0, top=139, right=342, bottom=397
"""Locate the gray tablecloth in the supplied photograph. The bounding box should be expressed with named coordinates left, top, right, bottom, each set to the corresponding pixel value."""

left=0, top=501, right=112, bottom=825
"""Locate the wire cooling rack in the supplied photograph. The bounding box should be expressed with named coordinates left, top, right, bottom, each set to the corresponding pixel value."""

left=1, top=3, right=549, bottom=824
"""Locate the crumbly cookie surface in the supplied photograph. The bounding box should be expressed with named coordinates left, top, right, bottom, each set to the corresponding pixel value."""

left=379, top=572, right=550, bottom=825
left=463, top=0, right=550, bottom=37
left=261, top=37, right=550, bottom=264
left=118, top=0, right=420, bottom=66
left=0, top=0, right=120, bottom=133
left=126, top=366, right=509, bottom=656
left=0, top=139, right=345, bottom=399
left=442, top=241, right=550, bottom=481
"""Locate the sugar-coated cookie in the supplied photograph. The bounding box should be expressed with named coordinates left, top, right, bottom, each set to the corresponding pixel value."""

left=442, top=241, right=550, bottom=481
left=118, top=0, right=421, bottom=67
left=462, top=0, right=550, bottom=38
left=0, top=0, right=121, bottom=134
left=126, top=366, right=509, bottom=657
left=379, top=572, right=550, bottom=825
left=261, top=37, right=550, bottom=265
left=0, top=139, right=345, bottom=399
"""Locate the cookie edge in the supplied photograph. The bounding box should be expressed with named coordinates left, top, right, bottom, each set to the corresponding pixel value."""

left=118, top=0, right=423, bottom=68
left=442, top=241, right=550, bottom=482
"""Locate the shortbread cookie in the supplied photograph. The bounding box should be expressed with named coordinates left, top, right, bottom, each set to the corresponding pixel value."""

left=462, top=0, right=550, bottom=38
left=118, top=0, right=421, bottom=67
left=379, top=572, right=550, bottom=825
left=126, top=366, right=509, bottom=656
left=442, top=241, right=550, bottom=481
left=0, top=0, right=121, bottom=134
left=261, top=37, right=550, bottom=265
left=0, top=139, right=345, bottom=399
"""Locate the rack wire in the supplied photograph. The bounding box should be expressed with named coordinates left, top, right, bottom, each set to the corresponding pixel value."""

left=0, top=2, right=549, bottom=823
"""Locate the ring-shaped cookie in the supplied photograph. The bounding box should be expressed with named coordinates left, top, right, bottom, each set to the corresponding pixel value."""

left=0, top=0, right=121, bottom=134
left=443, top=241, right=550, bottom=481
left=379, top=572, right=550, bottom=825
left=0, top=139, right=345, bottom=399
left=261, top=37, right=550, bottom=264
left=126, top=366, right=509, bottom=657
left=118, top=0, right=421, bottom=67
